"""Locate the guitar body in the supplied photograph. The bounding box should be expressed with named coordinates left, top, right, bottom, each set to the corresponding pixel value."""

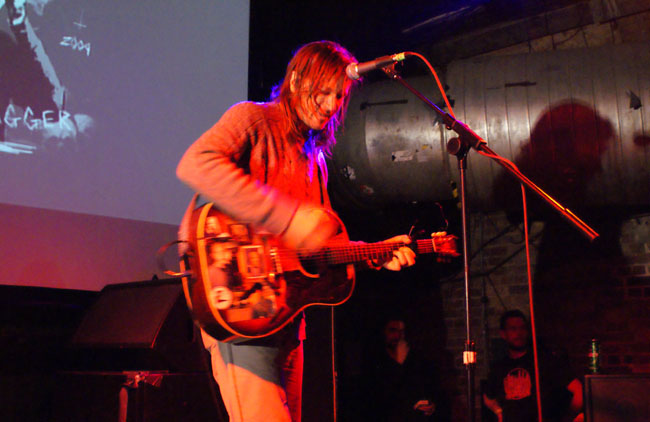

left=182, top=203, right=355, bottom=342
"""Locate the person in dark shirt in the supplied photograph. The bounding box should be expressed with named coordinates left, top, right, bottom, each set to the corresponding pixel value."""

left=366, top=317, right=441, bottom=421
left=483, top=310, right=584, bottom=422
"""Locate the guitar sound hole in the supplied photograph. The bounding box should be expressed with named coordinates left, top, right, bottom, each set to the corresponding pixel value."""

left=298, top=254, right=321, bottom=276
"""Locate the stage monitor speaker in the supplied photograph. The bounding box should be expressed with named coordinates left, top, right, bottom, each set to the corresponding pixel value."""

left=585, top=374, right=650, bottom=422
left=70, top=279, right=205, bottom=372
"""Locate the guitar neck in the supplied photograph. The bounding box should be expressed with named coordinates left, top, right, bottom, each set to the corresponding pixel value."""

left=321, top=239, right=437, bottom=266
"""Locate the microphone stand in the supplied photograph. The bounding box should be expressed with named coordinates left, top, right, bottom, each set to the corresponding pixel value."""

left=381, top=65, right=599, bottom=422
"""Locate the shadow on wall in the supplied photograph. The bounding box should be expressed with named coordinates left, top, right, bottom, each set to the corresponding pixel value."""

left=493, top=100, right=614, bottom=218
left=492, top=100, right=650, bottom=375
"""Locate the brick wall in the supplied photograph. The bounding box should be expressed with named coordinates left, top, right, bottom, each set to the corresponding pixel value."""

left=440, top=212, right=543, bottom=420
left=440, top=211, right=650, bottom=420
left=438, top=6, right=650, bottom=419
left=599, top=216, right=650, bottom=373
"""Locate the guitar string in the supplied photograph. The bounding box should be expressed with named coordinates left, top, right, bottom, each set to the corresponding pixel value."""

left=273, top=239, right=440, bottom=265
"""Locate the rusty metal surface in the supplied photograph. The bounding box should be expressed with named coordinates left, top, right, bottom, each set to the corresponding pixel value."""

left=332, top=43, right=650, bottom=213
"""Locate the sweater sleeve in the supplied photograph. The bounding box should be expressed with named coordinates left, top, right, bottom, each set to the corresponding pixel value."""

left=176, top=102, right=299, bottom=235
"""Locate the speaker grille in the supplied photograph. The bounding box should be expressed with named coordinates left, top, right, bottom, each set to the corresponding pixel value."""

left=69, top=279, right=205, bottom=372
left=73, top=282, right=182, bottom=347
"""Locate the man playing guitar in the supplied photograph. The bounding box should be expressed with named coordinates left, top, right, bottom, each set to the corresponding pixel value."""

left=177, top=41, right=417, bottom=422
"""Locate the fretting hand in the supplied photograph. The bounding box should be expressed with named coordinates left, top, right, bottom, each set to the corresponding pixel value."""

left=381, top=235, right=416, bottom=271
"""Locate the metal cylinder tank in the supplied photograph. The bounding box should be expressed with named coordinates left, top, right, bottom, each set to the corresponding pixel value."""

left=331, top=43, right=650, bottom=213
left=330, top=74, right=452, bottom=209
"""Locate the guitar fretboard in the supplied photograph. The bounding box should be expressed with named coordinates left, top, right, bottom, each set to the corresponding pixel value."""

left=323, top=239, right=440, bottom=265
left=277, top=238, right=453, bottom=266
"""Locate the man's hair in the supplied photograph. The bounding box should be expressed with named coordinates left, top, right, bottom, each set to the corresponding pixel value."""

left=382, top=313, right=406, bottom=328
left=270, top=40, right=360, bottom=156
left=499, top=309, right=528, bottom=330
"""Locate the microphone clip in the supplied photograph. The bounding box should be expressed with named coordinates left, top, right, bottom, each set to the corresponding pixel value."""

left=381, top=63, right=402, bottom=80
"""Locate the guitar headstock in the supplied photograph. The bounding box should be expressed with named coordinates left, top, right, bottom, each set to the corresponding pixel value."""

left=431, top=232, right=461, bottom=262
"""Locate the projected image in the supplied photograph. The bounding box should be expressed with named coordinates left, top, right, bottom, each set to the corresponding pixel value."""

left=0, top=1, right=248, bottom=224
left=0, top=0, right=93, bottom=155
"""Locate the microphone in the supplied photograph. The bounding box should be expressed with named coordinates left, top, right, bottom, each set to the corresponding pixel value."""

left=346, top=52, right=407, bottom=80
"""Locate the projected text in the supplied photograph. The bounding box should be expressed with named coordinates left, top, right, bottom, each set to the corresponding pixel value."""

left=4, top=104, right=74, bottom=132
left=60, top=36, right=91, bottom=56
